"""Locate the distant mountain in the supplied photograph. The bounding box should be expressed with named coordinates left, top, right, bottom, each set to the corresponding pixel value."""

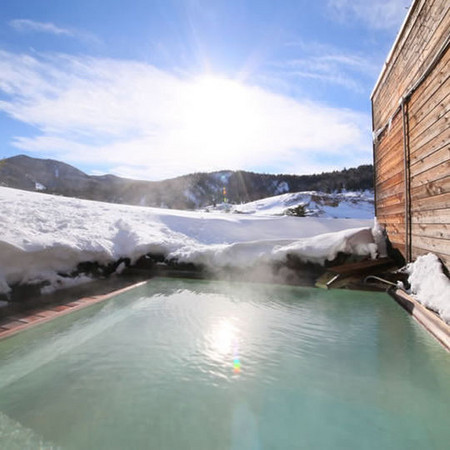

left=0, top=155, right=373, bottom=209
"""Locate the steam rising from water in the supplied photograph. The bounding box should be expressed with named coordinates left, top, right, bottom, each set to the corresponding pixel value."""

left=1, top=279, right=449, bottom=448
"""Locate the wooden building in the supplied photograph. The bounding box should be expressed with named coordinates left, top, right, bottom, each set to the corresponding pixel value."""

left=371, top=0, right=450, bottom=268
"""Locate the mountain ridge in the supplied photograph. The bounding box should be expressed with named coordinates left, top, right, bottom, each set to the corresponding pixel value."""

left=0, top=154, right=373, bottom=209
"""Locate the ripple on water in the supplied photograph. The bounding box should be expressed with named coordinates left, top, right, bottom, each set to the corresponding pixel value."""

left=1, top=279, right=450, bottom=450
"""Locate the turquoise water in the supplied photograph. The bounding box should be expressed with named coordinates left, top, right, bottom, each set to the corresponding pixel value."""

left=0, top=278, right=449, bottom=449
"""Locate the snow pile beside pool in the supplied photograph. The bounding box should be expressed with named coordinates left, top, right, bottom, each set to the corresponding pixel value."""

left=0, top=187, right=380, bottom=295
left=172, top=227, right=378, bottom=268
left=406, top=253, right=450, bottom=324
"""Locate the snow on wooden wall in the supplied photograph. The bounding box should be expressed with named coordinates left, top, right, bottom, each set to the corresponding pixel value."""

left=371, top=0, right=450, bottom=268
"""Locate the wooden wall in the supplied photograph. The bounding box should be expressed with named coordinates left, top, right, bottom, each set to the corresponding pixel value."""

left=372, top=0, right=450, bottom=268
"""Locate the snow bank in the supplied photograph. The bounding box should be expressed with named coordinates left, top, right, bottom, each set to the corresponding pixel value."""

left=0, top=187, right=380, bottom=295
left=212, top=190, right=374, bottom=219
left=173, top=228, right=378, bottom=269
left=405, top=253, right=450, bottom=324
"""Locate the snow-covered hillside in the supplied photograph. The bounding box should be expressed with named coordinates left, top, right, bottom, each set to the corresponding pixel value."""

left=0, top=155, right=375, bottom=210
left=207, top=190, right=374, bottom=219
left=0, top=187, right=382, bottom=296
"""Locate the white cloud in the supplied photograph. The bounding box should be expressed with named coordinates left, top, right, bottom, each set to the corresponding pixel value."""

left=0, top=50, right=371, bottom=180
left=327, top=0, right=412, bottom=30
left=273, top=40, right=380, bottom=94
left=9, top=19, right=100, bottom=45
left=10, top=19, right=74, bottom=36
left=281, top=56, right=374, bottom=93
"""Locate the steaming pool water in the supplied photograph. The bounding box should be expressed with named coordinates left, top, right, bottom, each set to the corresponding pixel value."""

left=0, top=278, right=449, bottom=449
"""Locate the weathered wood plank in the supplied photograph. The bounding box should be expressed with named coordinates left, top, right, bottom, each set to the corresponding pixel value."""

left=409, top=100, right=450, bottom=151
left=409, top=91, right=450, bottom=150
left=376, top=171, right=404, bottom=192
left=372, top=0, right=431, bottom=121
left=375, top=141, right=403, bottom=168
left=372, top=1, right=450, bottom=271
left=383, top=232, right=406, bottom=244
left=401, top=2, right=450, bottom=90
left=378, top=222, right=405, bottom=245
left=378, top=229, right=405, bottom=243
left=376, top=179, right=404, bottom=202
left=377, top=194, right=405, bottom=211
left=410, top=144, right=450, bottom=178
left=408, top=47, right=450, bottom=118
left=411, top=235, right=450, bottom=256
left=377, top=213, right=405, bottom=225
left=378, top=226, right=405, bottom=240
left=382, top=222, right=405, bottom=237
left=375, top=161, right=404, bottom=186
left=411, top=152, right=450, bottom=190
left=375, top=125, right=404, bottom=166
left=412, top=208, right=450, bottom=224
left=375, top=133, right=404, bottom=168
left=411, top=191, right=450, bottom=212
left=382, top=1, right=449, bottom=109
left=328, top=258, right=394, bottom=275
left=373, top=0, right=449, bottom=127
left=390, top=238, right=407, bottom=250
left=371, top=0, right=428, bottom=116
left=408, top=74, right=450, bottom=132
left=374, top=115, right=403, bottom=158
left=377, top=184, right=405, bottom=202
left=409, top=2, right=450, bottom=75
left=412, top=246, right=450, bottom=259
left=412, top=223, right=450, bottom=239
left=413, top=247, right=450, bottom=267
left=375, top=152, right=405, bottom=183
left=377, top=202, right=406, bottom=216
left=375, top=151, right=402, bottom=176
left=377, top=191, right=405, bottom=205
left=388, top=233, right=406, bottom=245
left=410, top=124, right=450, bottom=167
left=375, top=130, right=403, bottom=165
left=411, top=175, right=450, bottom=200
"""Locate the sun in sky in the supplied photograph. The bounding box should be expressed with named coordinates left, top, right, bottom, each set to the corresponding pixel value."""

left=0, top=0, right=412, bottom=180
left=182, top=76, right=261, bottom=156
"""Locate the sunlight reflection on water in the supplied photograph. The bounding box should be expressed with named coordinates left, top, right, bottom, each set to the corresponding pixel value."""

left=0, top=279, right=450, bottom=450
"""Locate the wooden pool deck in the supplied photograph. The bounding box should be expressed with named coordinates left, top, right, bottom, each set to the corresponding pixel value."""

left=0, top=281, right=147, bottom=341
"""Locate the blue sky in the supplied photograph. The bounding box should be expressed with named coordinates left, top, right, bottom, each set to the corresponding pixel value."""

left=0, top=0, right=411, bottom=180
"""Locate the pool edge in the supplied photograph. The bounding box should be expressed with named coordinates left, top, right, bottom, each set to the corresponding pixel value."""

left=392, top=289, right=450, bottom=352
left=0, top=280, right=148, bottom=341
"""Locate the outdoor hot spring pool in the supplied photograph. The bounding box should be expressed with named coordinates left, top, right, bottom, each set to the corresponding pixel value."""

left=0, top=278, right=449, bottom=449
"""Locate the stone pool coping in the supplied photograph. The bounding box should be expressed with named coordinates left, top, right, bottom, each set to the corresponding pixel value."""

left=392, top=288, right=450, bottom=352
left=0, top=281, right=147, bottom=341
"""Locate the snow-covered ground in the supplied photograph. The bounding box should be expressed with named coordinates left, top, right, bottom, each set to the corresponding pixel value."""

left=1, top=186, right=449, bottom=326
left=206, top=190, right=374, bottom=219
left=404, top=254, right=450, bottom=324
left=0, top=187, right=381, bottom=295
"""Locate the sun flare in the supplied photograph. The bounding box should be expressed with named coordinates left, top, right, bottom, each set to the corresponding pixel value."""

left=181, top=75, right=262, bottom=159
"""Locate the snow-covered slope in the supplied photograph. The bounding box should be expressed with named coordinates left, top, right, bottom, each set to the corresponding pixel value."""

left=0, top=187, right=381, bottom=295
left=1, top=155, right=375, bottom=210
left=208, top=190, right=374, bottom=219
